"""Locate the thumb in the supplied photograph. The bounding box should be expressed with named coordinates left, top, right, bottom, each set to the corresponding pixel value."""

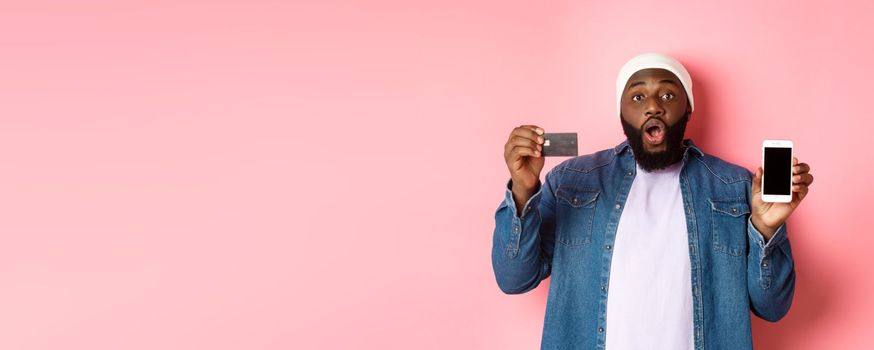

left=751, top=167, right=763, bottom=195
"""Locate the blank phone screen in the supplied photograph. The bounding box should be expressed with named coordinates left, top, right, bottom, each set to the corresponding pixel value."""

left=764, top=147, right=792, bottom=195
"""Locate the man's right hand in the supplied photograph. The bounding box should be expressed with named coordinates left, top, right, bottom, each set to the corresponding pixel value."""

left=504, top=125, right=545, bottom=209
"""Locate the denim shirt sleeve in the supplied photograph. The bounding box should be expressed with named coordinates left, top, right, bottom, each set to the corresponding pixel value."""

left=490, top=170, right=558, bottom=294
left=746, top=217, right=796, bottom=322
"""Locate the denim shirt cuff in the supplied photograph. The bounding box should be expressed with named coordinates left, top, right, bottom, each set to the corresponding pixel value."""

left=504, top=178, right=543, bottom=219
left=747, top=217, right=788, bottom=255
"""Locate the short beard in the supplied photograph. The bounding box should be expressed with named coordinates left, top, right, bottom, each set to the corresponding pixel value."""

left=621, top=113, right=690, bottom=172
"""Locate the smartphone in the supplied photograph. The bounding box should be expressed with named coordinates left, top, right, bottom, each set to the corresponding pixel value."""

left=761, top=140, right=793, bottom=203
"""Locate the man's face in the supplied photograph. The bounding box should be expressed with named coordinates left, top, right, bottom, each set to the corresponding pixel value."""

left=620, top=68, right=691, bottom=170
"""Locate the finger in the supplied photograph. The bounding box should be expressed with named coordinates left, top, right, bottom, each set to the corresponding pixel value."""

left=792, top=183, right=809, bottom=191
left=509, top=145, right=540, bottom=159
left=505, top=128, right=541, bottom=156
left=793, top=162, right=810, bottom=175
left=510, top=127, right=545, bottom=145
left=793, top=184, right=809, bottom=202
left=514, top=125, right=545, bottom=141
left=793, top=157, right=798, bottom=166
left=506, top=137, right=541, bottom=158
left=792, top=173, right=814, bottom=186
left=519, top=125, right=544, bottom=135
left=751, top=167, right=763, bottom=195
left=508, top=136, right=541, bottom=151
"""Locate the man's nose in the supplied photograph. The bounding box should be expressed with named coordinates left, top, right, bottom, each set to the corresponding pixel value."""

left=644, top=98, right=665, bottom=117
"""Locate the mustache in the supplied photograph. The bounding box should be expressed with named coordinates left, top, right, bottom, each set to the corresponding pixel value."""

left=640, top=116, right=666, bottom=129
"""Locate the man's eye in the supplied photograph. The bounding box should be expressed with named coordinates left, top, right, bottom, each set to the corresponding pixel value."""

left=631, top=95, right=643, bottom=102
left=661, top=93, right=674, bottom=101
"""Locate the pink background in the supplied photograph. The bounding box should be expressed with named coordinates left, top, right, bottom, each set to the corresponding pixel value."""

left=1, top=0, right=872, bottom=349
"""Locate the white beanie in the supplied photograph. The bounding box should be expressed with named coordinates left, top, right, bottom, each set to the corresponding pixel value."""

left=616, top=53, right=694, bottom=117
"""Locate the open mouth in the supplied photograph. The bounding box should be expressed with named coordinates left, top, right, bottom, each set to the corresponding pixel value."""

left=643, top=118, right=666, bottom=145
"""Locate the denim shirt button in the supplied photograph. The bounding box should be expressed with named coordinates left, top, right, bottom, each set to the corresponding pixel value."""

left=598, top=327, right=604, bottom=333
left=615, top=204, right=621, bottom=209
left=626, top=171, right=632, bottom=176
left=605, top=245, right=611, bottom=250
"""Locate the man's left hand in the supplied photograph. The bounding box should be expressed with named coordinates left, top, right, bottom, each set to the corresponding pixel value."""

left=750, top=157, right=814, bottom=241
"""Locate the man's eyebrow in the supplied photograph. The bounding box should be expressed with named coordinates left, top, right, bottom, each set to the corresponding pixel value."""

left=628, top=81, right=645, bottom=89
left=627, top=79, right=679, bottom=90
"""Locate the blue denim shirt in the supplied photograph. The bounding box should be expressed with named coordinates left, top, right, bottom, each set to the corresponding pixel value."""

left=492, top=139, right=795, bottom=350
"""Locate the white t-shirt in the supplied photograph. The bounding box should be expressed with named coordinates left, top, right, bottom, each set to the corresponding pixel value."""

left=604, top=161, right=694, bottom=350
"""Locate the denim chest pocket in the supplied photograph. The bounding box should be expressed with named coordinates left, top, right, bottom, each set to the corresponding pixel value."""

left=709, top=197, right=750, bottom=256
left=555, top=186, right=600, bottom=247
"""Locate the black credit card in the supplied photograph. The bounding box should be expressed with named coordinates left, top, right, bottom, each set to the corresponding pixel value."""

left=541, top=133, right=578, bottom=157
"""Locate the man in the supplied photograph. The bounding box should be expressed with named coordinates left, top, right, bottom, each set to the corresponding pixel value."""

left=491, top=53, right=813, bottom=349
